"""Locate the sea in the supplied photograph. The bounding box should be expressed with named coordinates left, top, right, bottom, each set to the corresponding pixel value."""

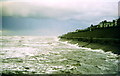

left=0, top=36, right=119, bottom=74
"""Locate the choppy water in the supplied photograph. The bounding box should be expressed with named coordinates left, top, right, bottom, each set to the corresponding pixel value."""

left=0, top=36, right=119, bottom=74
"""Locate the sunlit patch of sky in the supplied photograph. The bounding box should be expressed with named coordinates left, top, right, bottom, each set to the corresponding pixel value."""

left=1, top=0, right=119, bottom=36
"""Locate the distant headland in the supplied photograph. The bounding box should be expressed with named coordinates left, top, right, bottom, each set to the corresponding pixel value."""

left=59, top=18, right=120, bottom=54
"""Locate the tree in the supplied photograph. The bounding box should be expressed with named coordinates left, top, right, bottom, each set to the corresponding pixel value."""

left=90, top=24, right=94, bottom=31
left=91, top=24, right=93, bottom=27
left=104, top=20, right=107, bottom=23
left=113, top=20, right=116, bottom=27
left=102, top=20, right=107, bottom=28
left=117, top=18, right=120, bottom=26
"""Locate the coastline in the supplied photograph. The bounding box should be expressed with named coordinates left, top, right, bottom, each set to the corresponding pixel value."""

left=59, top=21, right=120, bottom=55
left=59, top=38, right=120, bottom=55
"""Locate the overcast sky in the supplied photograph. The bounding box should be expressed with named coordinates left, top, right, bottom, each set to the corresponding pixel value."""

left=1, top=0, right=119, bottom=36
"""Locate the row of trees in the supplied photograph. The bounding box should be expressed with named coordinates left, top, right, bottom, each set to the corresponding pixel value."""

left=76, top=19, right=119, bottom=32
left=90, top=20, right=117, bottom=29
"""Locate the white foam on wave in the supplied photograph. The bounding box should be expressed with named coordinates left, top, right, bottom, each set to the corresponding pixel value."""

left=2, top=47, right=38, bottom=58
left=59, top=40, right=117, bottom=56
left=59, top=41, right=81, bottom=49
left=1, top=36, right=118, bottom=74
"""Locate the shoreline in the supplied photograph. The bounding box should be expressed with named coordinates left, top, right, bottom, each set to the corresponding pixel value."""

left=59, top=38, right=120, bottom=55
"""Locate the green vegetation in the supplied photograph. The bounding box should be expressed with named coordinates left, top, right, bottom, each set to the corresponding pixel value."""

left=59, top=19, right=120, bottom=54
left=60, top=26, right=120, bottom=38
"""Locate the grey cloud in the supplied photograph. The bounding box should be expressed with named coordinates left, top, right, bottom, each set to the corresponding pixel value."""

left=2, top=0, right=119, bottom=36
left=1, top=1, right=118, bottom=20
